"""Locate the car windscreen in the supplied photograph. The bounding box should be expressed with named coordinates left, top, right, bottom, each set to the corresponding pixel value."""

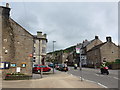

left=39, top=65, right=47, bottom=68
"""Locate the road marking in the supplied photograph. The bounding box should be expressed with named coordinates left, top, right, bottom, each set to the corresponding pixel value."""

left=85, top=79, right=108, bottom=88
left=95, top=74, right=99, bottom=76
left=67, top=72, right=108, bottom=88
left=113, top=77, right=119, bottom=80
left=85, top=79, right=96, bottom=83
left=98, top=83, right=108, bottom=88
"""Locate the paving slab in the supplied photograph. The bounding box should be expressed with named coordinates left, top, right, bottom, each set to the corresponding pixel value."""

left=2, top=71, right=104, bottom=88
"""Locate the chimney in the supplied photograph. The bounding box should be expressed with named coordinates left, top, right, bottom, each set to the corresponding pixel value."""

left=95, top=36, right=98, bottom=39
left=0, top=3, right=10, bottom=19
left=106, top=36, right=112, bottom=42
left=6, top=3, right=9, bottom=8
left=37, top=31, right=42, bottom=38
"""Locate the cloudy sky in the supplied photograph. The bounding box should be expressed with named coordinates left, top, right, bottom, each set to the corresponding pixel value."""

left=0, top=2, right=118, bottom=52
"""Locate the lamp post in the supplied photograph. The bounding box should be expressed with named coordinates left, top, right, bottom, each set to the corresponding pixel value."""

left=53, top=41, right=56, bottom=74
left=38, top=39, right=40, bottom=65
left=38, top=38, right=43, bottom=78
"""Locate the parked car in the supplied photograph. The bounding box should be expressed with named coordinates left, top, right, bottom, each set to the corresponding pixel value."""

left=55, top=64, right=63, bottom=70
left=48, top=63, right=55, bottom=68
left=58, top=64, right=68, bottom=72
left=33, top=65, right=51, bottom=73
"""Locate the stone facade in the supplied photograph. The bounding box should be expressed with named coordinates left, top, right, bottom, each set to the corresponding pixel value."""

left=33, top=32, right=47, bottom=65
left=87, top=37, right=119, bottom=67
left=86, top=36, right=103, bottom=52
left=75, top=36, right=102, bottom=66
left=0, top=5, right=34, bottom=79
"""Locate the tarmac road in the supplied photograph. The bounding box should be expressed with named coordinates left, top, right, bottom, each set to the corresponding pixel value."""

left=67, top=67, right=119, bottom=88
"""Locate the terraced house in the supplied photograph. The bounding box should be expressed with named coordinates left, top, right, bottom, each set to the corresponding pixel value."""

left=87, top=37, right=119, bottom=68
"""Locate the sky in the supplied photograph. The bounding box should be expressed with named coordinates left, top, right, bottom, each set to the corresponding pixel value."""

left=0, top=2, right=118, bottom=52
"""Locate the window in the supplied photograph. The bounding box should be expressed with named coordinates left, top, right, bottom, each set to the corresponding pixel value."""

left=21, top=63, right=26, bottom=68
left=10, top=63, right=16, bottom=67
left=42, top=40, right=46, bottom=45
left=0, top=62, right=5, bottom=69
left=42, top=47, right=46, bottom=53
left=33, top=57, right=36, bottom=59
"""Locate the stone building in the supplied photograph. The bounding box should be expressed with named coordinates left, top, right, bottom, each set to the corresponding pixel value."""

left=85, top=36, right=103, bottom=52
left=87, top=37, right=119, bottom=67
left=0, top=4, right=34, bottom=79
left=33, top=31, right=47, bottom=65
left=75, top=36, right=103, bottom=66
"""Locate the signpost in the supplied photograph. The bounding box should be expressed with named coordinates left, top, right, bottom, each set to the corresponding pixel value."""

left=76, top=47, right=83, bottom=81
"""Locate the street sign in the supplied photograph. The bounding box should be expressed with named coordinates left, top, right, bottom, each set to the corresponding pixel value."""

left=16, top=67, right=21, bottom=72
left=76, top=48, right=80, bottom=54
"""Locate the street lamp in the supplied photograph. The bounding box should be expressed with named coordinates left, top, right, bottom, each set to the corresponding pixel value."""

left=38, top=39, right=41, bottom=65
left=53, top=41, right=56, bottom=74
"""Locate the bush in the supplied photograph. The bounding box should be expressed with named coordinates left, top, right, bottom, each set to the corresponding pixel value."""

left=115, top=59, right=120, bottom=63
left=5, top=73, right=31, bottom=80
left=6, top=73, right=24, bottom=76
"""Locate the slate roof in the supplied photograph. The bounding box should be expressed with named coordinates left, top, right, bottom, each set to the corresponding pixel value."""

left=87, top=42, right=106, bottom=52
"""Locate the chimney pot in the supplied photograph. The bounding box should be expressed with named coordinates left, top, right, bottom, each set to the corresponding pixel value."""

left=106, top=36, right=112, bottom=42
left=95, top=36, right=98, bottom=39
left=6, top=3, right=9, bottom=8
left=44, top=33, right=47, bottom=38
left=37, top=31, right=42, bottom=38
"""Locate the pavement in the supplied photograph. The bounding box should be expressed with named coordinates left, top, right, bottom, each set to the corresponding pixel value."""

left=2, top=70, right=104, bottom=88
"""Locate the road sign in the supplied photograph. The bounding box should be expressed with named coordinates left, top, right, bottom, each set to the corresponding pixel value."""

left=76, top=48, right=80, bottom=54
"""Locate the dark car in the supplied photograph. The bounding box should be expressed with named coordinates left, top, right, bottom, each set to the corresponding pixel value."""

left=48, top=63, right=56, bottom=68
left=58, top=64, right=68, bottom=72
left=55, top=64, right=63, bottom=70
left=33, top=65, right=51, bottom=73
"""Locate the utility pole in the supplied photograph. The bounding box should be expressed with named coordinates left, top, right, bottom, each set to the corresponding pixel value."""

left=53, top=41, right=56, bottom=74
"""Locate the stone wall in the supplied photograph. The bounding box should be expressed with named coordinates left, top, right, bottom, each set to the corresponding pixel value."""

left=1, top=6, right=34, bottom=79
left=100, top=42, right=118, bottom=62
left=87, top=48, right=101, bottom=67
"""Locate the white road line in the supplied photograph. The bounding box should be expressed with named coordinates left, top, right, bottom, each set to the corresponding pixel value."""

left=67, top=73, right=108, bottom=88
left=113, top=77, right=119, bottom=80
left=85, top=79, right=97, bottom=83
left=98, top=83, right=108, bottom=88
left=95, top=74, right=99, bottom=76
left=107, top=75, right=119, bottom=80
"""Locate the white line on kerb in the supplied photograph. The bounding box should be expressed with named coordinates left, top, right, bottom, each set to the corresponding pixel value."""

left=85, top=79, right=96, bottom=83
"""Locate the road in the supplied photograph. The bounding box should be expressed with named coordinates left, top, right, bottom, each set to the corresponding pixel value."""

left=67, top=67, right=119, bottom=88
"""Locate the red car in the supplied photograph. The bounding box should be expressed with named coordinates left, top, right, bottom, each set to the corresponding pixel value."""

left=33, top=65, right=51, bottom=73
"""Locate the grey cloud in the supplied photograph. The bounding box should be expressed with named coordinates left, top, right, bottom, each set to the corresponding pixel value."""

left=10, top=2, right=118, bottom=52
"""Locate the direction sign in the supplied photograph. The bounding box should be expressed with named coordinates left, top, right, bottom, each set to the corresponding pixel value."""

left=76, top=48, right=80, bottom=54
